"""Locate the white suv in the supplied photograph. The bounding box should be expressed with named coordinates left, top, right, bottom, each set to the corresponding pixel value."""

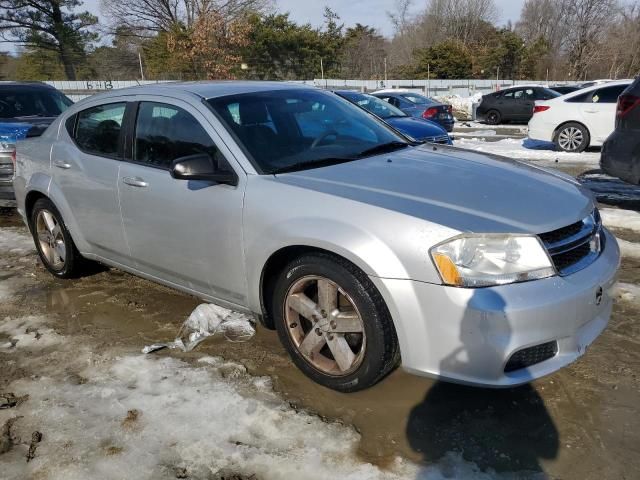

left=528, top=80, right=632, bottom=152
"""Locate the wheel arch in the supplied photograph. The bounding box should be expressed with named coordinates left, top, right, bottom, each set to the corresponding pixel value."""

left=258, top=244, right=377, bottom=329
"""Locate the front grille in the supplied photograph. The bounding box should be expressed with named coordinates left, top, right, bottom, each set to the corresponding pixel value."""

left=423, top=134, right=450, bottom=144
left=504, top=341, right=558, bottom=373
left=538, top=211, right=602, bottom=276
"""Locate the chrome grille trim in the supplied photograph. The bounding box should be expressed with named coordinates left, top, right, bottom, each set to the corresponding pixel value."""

left=539, top=210, right=603, bottom=276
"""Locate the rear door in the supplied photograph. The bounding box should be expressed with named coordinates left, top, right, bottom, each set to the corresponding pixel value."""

left=583, top=84, right=629, bottom=143
left=117, top=98, right=247, bottom=304
left=496, top=89, right=521, bottom=120
left=50, top=100, right=130, bottom=263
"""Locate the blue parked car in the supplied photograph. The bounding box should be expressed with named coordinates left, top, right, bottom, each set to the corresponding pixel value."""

left=334, top=90, right=451, bottom=145
left=0, top=82, right=72, bottom=208
left=371, top=90, right=455, bottom=132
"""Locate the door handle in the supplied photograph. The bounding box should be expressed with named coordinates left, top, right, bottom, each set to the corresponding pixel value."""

left=122, top=176, right=148, bottom=188
left=584, top=109, right=598, bottom=113
left=53, top=160, right=71, bottom=169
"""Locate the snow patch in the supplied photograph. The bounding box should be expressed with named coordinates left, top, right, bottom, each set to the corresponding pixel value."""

left=613, top=282, right=640, bottom=302
left=0, top=315, right=64, bottom=350
left=435, top=92, right=482, bottom=119
left=453, top=137, right=600, bottom=165
left=617, top=238, right=640, bottom=259
left=0, top=226, right=35, bottom=256
left=601, top=208, right=640, bottom=233
left=1, top=352, right=513, bottom=480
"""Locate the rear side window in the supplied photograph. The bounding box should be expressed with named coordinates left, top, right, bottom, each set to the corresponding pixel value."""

left=75, top=103, right=126, bottom=157
left=134, top=102, right=224, bottom=170
left=591, top=85, right=629, bottom=103
left=566, top=91, right=593, bottom=103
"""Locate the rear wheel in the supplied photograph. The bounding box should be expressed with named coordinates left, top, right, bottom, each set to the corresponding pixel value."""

left=31, top=198, right=87, bottom=278
left=485, top=109, right=501, bottom=125
left=554, top=122, right=589, bottom=152
left=272, top=253, right=399, bottom=392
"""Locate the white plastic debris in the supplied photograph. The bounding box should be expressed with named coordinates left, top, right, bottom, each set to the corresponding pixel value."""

left=142, top=304, right=255, bottom=354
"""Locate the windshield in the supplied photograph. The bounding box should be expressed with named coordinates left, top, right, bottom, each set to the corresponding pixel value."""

left=207, top=89, right=406, bottom=174
left=540, top=87, right=561, bottom=98
left=341, top=92, right=407, bottom=119
left=401, top=93, right=434, bottom=105
left=0, top=88, right=73, bottom=119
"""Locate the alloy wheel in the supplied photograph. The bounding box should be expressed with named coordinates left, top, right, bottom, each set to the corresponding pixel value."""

left=35, top=209, right=66, bottom=270
left=284, top=275, right=366, bottom=376
left=558, top=126, right=583, bottom=151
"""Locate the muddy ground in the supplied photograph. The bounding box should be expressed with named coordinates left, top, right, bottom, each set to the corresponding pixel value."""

left=1, top=158, right=640, bottom=479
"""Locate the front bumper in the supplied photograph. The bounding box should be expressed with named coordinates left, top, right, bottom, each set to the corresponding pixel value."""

left=371, top=228, right=620, bottom=387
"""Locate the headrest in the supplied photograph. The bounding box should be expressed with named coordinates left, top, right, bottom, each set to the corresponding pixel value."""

left=239, top=101, right=269, bottom=125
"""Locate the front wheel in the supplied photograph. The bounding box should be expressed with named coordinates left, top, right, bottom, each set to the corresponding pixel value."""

left=554, top=123, right=589, bottom=152
left=272, top=253, right=399, bottom=392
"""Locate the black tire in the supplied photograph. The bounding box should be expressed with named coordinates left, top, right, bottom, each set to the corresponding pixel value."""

left=485, top=109, right=501, bottom=125
left=272, top=252, right=400, bottom=392
left=554, top=122, right=590, bottom=152
left=30, top=198, right=87, bottom=278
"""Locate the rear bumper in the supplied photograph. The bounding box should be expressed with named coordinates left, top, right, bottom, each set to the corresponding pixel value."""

left=527, top=117, right=555, bottom=142
left=371, top=228, right=620, bottom=387
left=600, top=131, right=640, bottom=185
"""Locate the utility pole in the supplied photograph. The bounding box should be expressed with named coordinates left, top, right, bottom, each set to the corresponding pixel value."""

left=384, top=57, right=387, bottom=83
left=320, top=58, right=324, bottom=82
left=496, top=66, right=500, bottom=91
left=427, top=63, right=430, bottom=96
left=138, top=52, right=145, bottom=81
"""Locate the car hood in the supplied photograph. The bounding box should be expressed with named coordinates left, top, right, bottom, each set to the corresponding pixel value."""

left=273, top=145, right=594, bottom=234
left=385, top=116, right=447, bottom=139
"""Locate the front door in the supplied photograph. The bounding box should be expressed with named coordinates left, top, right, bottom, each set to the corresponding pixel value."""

left=117, top=99, right=247, bottom=305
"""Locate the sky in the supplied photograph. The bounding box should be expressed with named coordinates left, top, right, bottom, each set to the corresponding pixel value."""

left=273, top=0, right=527, bottom=37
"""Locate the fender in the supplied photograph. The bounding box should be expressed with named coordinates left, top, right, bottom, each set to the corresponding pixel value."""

left=245, top=216, right=412, bottom=313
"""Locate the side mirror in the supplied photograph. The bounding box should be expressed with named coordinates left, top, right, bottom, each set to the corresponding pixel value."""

left=170, top=153, right=238, bottom=186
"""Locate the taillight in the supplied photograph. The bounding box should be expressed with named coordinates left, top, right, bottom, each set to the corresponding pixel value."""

left=617, top=94, right=640, bottom=118
left=11, top=148, right=16, bottom=168
left=422, top=107, right=438, bottom=119
left=533, top=105, right=550, bottom=114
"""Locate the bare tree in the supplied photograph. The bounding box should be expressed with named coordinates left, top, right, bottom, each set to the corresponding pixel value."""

left=564, top=0, right=616, bottom=80
left=101, top=0, right=272, bottom=36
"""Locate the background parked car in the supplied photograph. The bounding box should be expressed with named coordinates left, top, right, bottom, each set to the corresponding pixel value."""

left=549, top=85, right=583, bottom=95
left=528, top=80, right=632, bottom=152
left=476, top=86, right=561, bottom=125
left=334, top=90, right=451, bottom=144
left=601, top=77, right=640, bottom=184
left=0, top=82, right=72, bottom=207
left=371, top=90, right=454, bottom=132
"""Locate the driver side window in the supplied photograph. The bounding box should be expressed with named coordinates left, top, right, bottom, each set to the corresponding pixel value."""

left=134, top=102, right=226, bottom=170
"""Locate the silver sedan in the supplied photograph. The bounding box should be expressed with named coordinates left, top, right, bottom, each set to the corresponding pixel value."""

left=13, top=82, right=620, bottom=391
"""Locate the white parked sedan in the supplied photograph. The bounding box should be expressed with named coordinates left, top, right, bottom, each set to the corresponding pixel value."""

left=528, top=80, right=632, bottom=152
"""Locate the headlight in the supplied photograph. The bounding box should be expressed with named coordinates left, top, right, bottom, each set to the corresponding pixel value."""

left=430, top=234, right=556, bottom=287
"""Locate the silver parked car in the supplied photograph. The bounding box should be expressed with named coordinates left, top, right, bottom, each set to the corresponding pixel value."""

left=13, top=82, right=620, bottom=392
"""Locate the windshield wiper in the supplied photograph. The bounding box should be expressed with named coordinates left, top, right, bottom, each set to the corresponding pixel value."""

left=355, top=141, right=410, bottom=158
left=270, top=157, right=358, bottom=174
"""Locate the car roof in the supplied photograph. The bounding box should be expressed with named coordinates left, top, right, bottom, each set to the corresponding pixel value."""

left=558, top=79, right=633, bottom=99
left=75, top=81, right=314, bottom=104
left=0, top=81, right=57, bottom=90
